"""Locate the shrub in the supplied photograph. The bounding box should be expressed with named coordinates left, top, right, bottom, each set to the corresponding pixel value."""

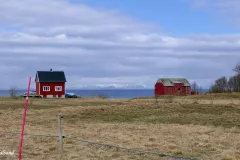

left=9, top=87, right=17, bottom=98
left=97, top=93, right=108, bottom=99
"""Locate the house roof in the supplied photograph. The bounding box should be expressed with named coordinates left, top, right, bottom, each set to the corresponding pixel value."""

left=156, top=78, right=190, bottom=87
left=36, top=71, right=66, bottom=82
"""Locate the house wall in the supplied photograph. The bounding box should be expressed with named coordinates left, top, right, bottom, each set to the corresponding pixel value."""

left=39, top=82, right=65, bottom=98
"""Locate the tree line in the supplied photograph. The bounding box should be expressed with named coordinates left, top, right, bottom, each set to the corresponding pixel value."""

left=210, top=64, right=240, bottom=93
left=191, top=81, right=202, bottom=93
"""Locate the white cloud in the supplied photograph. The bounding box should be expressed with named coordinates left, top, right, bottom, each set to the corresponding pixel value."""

left=0, top=0, right=239, bottom=89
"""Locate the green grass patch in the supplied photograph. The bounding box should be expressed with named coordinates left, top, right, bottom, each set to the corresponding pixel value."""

left=79, top=101, right=125, bottom=106
left=66, top=103, right=240, bottom=128
left=0, top=99, right=125, bottom=110
left=1, top=97, right=240, bottom=128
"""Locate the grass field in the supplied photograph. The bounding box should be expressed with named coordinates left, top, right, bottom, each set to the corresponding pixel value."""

left=0, top=93, right=240, bottom=160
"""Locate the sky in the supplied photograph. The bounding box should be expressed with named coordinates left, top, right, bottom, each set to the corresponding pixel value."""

left=0, top=0, right=240, bottom=89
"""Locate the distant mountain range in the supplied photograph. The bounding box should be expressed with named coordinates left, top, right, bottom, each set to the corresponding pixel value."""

left=69, top=84, right=148, bottom=89
left=68, top=85, right=209, bottom=92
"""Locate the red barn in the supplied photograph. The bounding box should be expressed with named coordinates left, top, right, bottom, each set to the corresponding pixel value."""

left=35, top=69, right=67, bottom=98
left=155, top=78, right=191, bottom=96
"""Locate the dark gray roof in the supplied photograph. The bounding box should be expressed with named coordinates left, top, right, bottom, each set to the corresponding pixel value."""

left=36, top=71, right=66, bottom=82
left=156, top=78, right=190, bottom=87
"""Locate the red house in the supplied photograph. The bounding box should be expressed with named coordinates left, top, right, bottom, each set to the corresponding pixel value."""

left=35, top=69, right=67, bottom=98
left=155, top=78, right=191, bottom=96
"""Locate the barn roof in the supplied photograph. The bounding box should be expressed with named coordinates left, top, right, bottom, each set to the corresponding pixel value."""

left=156, top=78, right=190, bottom=87
left=36, top=71, right=66, bottom=82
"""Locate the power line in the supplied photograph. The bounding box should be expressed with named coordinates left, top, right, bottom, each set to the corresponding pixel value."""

left=64, top=136, right=199, bottom=160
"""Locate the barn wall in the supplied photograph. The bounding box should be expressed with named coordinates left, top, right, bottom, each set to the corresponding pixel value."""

left=155, top=82, right=191, bottom=96
left=173, top=83, right=183, bottom=95
left=164, top=86, right=175, bottom=94
left=182, top=86, right=191, bottom=95
left=39, top=82, right=65, bottom=98
left=154, top=83, right=165, bottom=95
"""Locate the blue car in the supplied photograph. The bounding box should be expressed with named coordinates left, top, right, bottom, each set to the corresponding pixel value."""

left=65, top=93, right=78, bottom=98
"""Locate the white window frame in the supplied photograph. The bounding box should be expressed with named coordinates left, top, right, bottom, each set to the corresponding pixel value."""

left=43, top=86, right=50, bottom=91
left=55, top=86, right=62, bottom=92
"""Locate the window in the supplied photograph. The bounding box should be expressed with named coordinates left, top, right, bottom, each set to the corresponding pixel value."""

left=55, top=86, right=62, bottom=91
left=43, top=86, right=50, bottom=91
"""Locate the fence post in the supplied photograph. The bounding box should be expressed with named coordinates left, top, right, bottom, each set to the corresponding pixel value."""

left=57, top=115, right=63, bottom=155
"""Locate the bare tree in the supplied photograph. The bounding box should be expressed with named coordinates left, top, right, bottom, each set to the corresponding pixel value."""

left=228, top=74, right=240, bottom=92
left=210, top=63, right=240, bottom=93
left=233, top=63, right=240, bottom=75
left=210, top=76, right=228, bottom=93
left=232, top=63, right=240, bottom=92
left=199, top=86, right=202, bottom=94
left=216, top=76, right=228, bottom=92
left=210, top=83, right=219, bottom=93
left=228, top=76, right=234, bottom=91
left=236, top=74, right=240, bottom=91
left=9, top=87, right=17, bottom=98
left=192, top=81, right=198, bottom=92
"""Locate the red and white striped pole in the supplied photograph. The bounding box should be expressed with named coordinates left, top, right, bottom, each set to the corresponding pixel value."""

left=18, top=76, right=32, bottom=160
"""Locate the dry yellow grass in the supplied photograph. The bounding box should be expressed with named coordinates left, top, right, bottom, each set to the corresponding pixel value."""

left=0, top=94, right=240, bottom=160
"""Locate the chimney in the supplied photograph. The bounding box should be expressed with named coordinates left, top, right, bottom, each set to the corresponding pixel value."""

left=50, top=68, right=52, bottom=72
